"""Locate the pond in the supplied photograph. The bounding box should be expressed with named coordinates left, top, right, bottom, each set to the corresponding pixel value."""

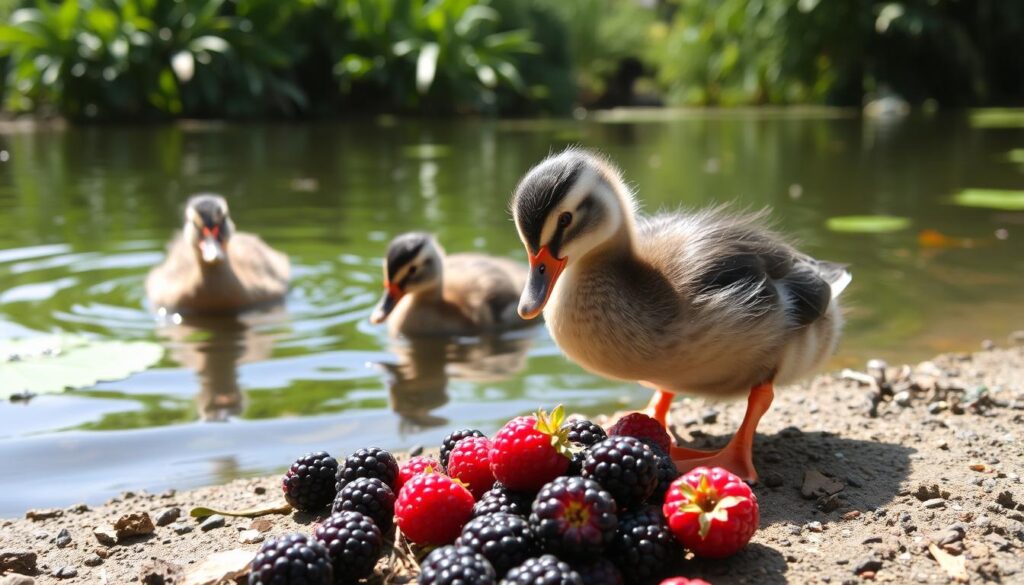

left=1, top=111, right=1022, bottom=516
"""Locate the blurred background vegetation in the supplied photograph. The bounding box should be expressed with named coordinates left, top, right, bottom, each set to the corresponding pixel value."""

left=0, top=0, right=1022, bottom=121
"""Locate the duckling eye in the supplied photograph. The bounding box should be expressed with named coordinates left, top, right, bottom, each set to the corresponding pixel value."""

left=558, top=212, right=572, bottom=228
left=408, top=265, right=418, bottom=276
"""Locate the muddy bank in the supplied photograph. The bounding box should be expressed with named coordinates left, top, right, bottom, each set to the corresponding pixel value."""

left=2, top=343, right=1022, bottom=584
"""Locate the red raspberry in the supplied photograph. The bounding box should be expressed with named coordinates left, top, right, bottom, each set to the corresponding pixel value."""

left=660, top=578, right=712, bottom=585
left=662, top=466, right=759, bottom=558
left=607, top=412, right=672, bottom=454
left=396, top=455, right=439, bottom=492
left=395, top=471, right=475, bottom=546
left=489, top=406, right=572, bottom=492
left=447, top=437, right=495, bottom=499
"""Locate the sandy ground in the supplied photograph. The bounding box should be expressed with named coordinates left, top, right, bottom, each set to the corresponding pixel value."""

left=2, top=342, right=1023, bottom=584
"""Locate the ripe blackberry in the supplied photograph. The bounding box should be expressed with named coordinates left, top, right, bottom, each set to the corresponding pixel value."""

left=472, top=483, right=532, bottom=519
left=529, top=476, right=617, bottom=557
left=249, top=533, right=332, bottom=585
left=331, top=476, right=396, bottom=532
left=649, top=449, right=680, bottom=505
left=500, top=555, right=583, bottom=585
left=583, top=436, right=658, bottom=509
left=573, top=558, right=624, bottom=585
left=313, top=510, right=382, bottom=583
left=282, top=451, right=339, bottom=513
left=564, top=419, right=607, bottom=447
left=419, top=545, right=497, bottom=585
left=608, top=507, right=681, bottom=584
left=335, top=447, right=399, bottom=493
left=440, top=428, right=486, bottom=470
left=456, top=512, right=537, bottom=577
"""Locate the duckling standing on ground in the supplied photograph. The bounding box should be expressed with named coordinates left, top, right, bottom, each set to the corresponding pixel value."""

left=146, top=194, right=290, bottom=314
left=511, top=148, right=851, bottom=482
left=370, top=232, right=534, bottom=337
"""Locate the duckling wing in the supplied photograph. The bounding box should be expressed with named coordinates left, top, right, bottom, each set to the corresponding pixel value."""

left=444, top=254, right=527, bottom=327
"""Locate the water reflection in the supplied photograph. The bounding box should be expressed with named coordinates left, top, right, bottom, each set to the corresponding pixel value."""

left=378, top=331, right=536, bottom=433
left=156, top=309, right=288, bottom=421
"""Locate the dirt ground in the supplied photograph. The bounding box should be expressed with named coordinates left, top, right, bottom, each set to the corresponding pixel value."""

left=2, top=341, right=1023, bottom=585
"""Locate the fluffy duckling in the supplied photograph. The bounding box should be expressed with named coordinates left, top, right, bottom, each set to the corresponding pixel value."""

left=146, top=194, right=290, bottom=314
left=369, top=232, right=533, bottom=337
left=511, top=148, right=851, bottom=482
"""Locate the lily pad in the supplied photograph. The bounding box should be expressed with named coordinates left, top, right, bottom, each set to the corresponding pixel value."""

left=825, top=215, right=911, bottom=234
left=0, top=335, right=163, bottom=399
left=953, top=189, right=1024, bottom=211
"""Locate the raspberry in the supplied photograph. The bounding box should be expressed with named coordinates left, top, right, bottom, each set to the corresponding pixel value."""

left=659, top=579, right=712, bottom=585
left=448, top=436, right=496, bottom=499
left=582, top=436, right=659, bottom=509
left=650, top=449, right=681, bottom=505
left=500, top=555, right=583, bottom=585
left=573, top=558, right=624, bottom=585
left=331, top=477, right=396, bottom=532
left=607, top=506, right=681, bottom=584
left=313, top=511, right=382, bottom=583
left=336, top=447, right=400, bottom=493
left=282, top=451, right=339, bottom=513
left=529, top=476, right=618, bottom=557
left=456, top=513, right=537, bottom=576
left=248, top=533, right=332, bottom=585
left=397, top=455, right=440, bottom=491
left=441, top=428, right=486, bottom=470
left=419, top=545, right=497, bottom=585
left=662, top=466, right=759, bottom=559
left=607, top=412, right=672, bottom=455
left=472, top=483, right=533, bottom=518
left=489, top=407, right=572, bottom=492
left=395, top=471, right=475, bottom=546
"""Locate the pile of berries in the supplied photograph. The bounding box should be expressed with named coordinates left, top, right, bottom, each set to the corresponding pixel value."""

left=254, top=407, right=758, bottom=584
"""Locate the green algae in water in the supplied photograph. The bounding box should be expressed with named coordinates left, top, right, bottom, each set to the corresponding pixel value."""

left=825, top=215, right=911, bottom=234
left=953, top=189, right=1024, bottom=211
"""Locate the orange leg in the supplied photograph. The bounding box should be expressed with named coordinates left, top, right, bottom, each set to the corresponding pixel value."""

left=643, top=390, right=675, bottom=427
left=672, top=381, right=774, bottom=483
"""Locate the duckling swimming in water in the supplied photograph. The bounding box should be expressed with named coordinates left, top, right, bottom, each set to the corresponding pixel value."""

left=370, top=232, right=534, bottom=337
left=511, top=148, right=851, bottom=482
left=146, top=194, right=290, bottom=314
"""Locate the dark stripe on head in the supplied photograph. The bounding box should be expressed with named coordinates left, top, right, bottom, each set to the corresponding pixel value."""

left=386, top=232, right=430, bottom=281
left=187, top=194, right=228, bottom=228
left=561, top=194, right=603, bottom=250
left=513, top=152, right=588, bottom=252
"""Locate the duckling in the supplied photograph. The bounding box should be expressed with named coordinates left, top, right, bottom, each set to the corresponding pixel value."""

left=511, top=148, right=851, bottom=482
left=146, top=194, right=290, bottom=314
left=369, top=232, right=534, bottom=337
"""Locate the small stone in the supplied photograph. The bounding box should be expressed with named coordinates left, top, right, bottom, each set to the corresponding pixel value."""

left=0, top=575, right=36, bottom=585
left=788, top=524, right=802, bottom=536
left=996, top=491, right=1018, bottom=510
left=93, top=526, right=117, bottom=545
left=154, top=507, right=181, bottom=527
left=83, top=555, right=103, bottom=567
left=854, top=556, right=883, bottom=575
left=249, top=518, right=273, bottom=533
left=700, top=408, right=719, bottom=424
left=969, top=463, right=986, bottom=472
left=802, top=469, right=845, bottom=499
left=861, top=535, right=883, bottom=544
left=843, top=510, right=862, bottom=521
left=981, top=339, right=995, bottom=350
left=55, top=528, right=72, bottom=548
left=159, top=489, right=176, bottom=499
left=95, top=548, right=111, bottom=559
left=764, top=472, right=784, bottom=488
left=200, top=514, right=226, bottom=531
left=806, top=521, right=824, bottom=533
left=408, top=444, right=424, bottom=457
left=893, top=391, right=912, bottom=407
left=172, top=522, right=193, bottom=535
left=52, top=566, right=77, bottom=579
left=927, top=401, right=948, bottom=415
left=25, top=508, right=62, bottom=521
left=239, top=530, right=264, bottom=544
left=922, top=498, right=946, bottom=509
left=253, top=486, right=267, bottom=495
left=0, top=550, right=38, bottom=574
left=114, top=512, right=156, bottom=540
left=67, top=503, right=89, bottom=514
left=138, top=558, right=184, bottom=585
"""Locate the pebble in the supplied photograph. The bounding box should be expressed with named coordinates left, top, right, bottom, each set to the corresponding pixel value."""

left=922, top=498, right=946, bottom=509
left=93, top=526, right=117, bottom=546
left=894, top=391, right=912, bottom=407
left=113, top=512, right=156, bottom=539
left=159, top=489, right=176, bottom=499
left=67, top=503, right=89, bottom=514
left=927, top=401, right=948, bottom=414
left=700, top=408, right=719, bottom=424
left=239, top=529, right=264, bottom=544
left=408, top=444, right=424, bottom=457
left=154, top=507, right=181, bottom=527
left=0, top=551, right=38, bottom=574
left=764, top=472, right=784, bottom=488
left=854, top=556, right=883, bottom=575
left=253, top=486, right=267, bottom=495
left=806, top=521, right=824, bottom=533
left=83, top=555, right=103, bottom=567
left=24, top=509, right=62, bottom=521
left=55, top=528, right=71, bottom=548
left=172, top=522, right=193, bottom=535
left=861, top=535, right=883, bottom=544
left=52, top=567, right=77, bottom=579
left=200, top=515, right=226, bottom=531
left=0, top=575, right=36, bottom=585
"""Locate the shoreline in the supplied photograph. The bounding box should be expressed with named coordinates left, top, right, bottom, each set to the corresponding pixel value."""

left=2, top=343, right=1022, bottom=584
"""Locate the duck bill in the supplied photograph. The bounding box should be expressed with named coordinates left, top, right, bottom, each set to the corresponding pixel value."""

left=199, top=236, right=225, bottom=265
left=370, top=282, right=404, bottom=324
left=518, top=246, right=567, bottom=320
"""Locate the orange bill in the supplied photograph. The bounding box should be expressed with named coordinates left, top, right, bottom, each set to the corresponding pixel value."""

left=518, top=246, right=567, bottom=319
left=370, top=281, right=404, bottom=324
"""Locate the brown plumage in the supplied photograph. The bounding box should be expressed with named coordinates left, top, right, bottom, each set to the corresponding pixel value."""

left=146, top=195, right=290, bottom=314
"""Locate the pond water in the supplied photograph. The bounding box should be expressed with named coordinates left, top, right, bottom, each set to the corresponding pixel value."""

left=1, top=112, right=1022, bottom=516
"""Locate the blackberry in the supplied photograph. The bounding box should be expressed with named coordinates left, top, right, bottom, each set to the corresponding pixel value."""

left=313, top=510, right=383, bottom=583
left=419, top=545, right=497, bottom=585
left=282, top=451, right=339, bottom=513
left=564, top=419, right=606, bottom=447
left=335, top=447, right=399, bottom=493
left=529, top=476, right=617, bottom=557
left=573, top=558, right=624, bottom=585
left=565, top=451, right=587, bottom=477
left=607, top=507, right=680, bottom=585
left=440, top=428, right=485, bottom=470
left=455, top=512, right=537, bottom=577
left=249, top=533, right=332, bottom=585
left=472, top=483, right=532, bottom=519
left=500, top=555, right=583, bottom=585
left=332, top=477, right=396, bottom=532
left=582, top=436, right=658, bottom=509
left=649, top=449, right=680, bottom=505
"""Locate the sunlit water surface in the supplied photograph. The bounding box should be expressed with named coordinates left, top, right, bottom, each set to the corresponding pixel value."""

left=1, top=113, right=1022, bottom=515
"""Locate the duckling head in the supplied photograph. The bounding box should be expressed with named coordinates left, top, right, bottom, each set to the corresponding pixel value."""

left=511, top=148, right=635, bottom=319
left=184, top=194, right=234, bottom=266
left=370, top=232, right=444, bottom=324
